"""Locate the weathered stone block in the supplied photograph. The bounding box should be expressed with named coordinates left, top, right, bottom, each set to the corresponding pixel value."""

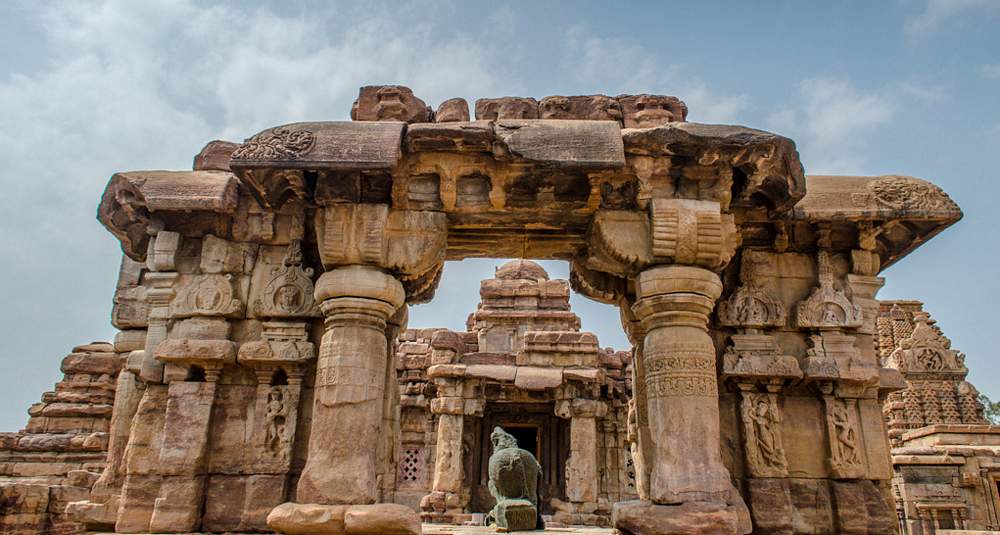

left=435, top=98, right=470, bottom=122
left=493, top=119, right=625, bottom=169
left=344, top=503, right=422, bottom=535
left=539, top=95, right=623, bottom=122
left=351, top=85, right=431, bottom=123
left=193, top=140, right=239, bottom=171
left=475, top=97, right=539, bottom=120
left=267, top=502, right=348, bottom=535
left=613, top=500, right=741, bottom=535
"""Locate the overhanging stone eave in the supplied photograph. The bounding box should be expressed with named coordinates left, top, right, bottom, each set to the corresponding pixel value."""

left=96, top=169, right=241, bottom=261
left=791, top=174, right=963, bottom=270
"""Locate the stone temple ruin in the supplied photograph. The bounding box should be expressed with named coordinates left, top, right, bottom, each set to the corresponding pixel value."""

left=0, top=84, right=992, bottom=534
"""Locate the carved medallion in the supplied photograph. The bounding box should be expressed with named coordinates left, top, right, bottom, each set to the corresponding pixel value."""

left=232, top=126, right=316, bottom=161
left=171, top=274, right=242, bottom=318
left=885, top=311, right=965, bottom=377
left=251, top=241, right=319, bottom=318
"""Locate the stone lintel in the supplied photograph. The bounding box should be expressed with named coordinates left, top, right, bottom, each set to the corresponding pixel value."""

left=493, top=119, right=626, bottom=169
left=891, top=454, right=967, bottom=465
left=231, top=121, right=405, bottom=172
left=154, top=339, right=236, bottom=368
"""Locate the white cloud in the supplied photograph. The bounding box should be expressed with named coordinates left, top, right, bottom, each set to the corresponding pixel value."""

left=981, top=63, right=1000, bottom=79
left=900, top=81, right=949, bottom=101
left=564, top=25, right=748, bottom=123
left=905, top=0, right=996, bottom=35
left=0, top=0, right=514, bottom=430
left=0, top=2, right=745, bottom=429
left=767, top=77, right=896, bottom=174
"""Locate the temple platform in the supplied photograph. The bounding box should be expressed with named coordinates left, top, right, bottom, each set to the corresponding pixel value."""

left=424, top=525, right=613, bottom=535
left=90, top=526, right=615, bottom=535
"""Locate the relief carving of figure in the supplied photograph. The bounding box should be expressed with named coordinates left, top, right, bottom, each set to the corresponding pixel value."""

left=251, top=240, right=319, bottom=318
left=830, top=401, right=861, bottom=468
left=795, top=251, right=863, bottom=329
left=741, top=393, right=787, bottom=476
left=625, top=397, right=648, bottom=498
left=717, top=251, right=786, bottom=329
left=265, top=387, right=289, bottom=459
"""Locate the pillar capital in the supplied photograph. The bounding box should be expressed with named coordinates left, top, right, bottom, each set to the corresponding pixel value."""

left=632, top=265, right=722, bottom=332
left=314, top=266, right=405, bottom=307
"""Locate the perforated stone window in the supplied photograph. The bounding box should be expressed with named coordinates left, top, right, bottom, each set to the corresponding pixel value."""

left=398, top=447, right=423, bottom=486
left=624, top=450, right=637, bottom=492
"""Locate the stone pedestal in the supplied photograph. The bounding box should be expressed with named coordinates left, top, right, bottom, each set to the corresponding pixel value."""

left=620, top=265, right=748, bottom=534
left=296, top=266, right=405, bottom=504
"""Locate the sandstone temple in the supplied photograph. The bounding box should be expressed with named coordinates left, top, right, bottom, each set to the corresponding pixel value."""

left=0, top=85, right=994, bottom=535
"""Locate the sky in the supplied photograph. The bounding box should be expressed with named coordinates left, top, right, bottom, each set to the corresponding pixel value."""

left=0, top=0, right=997, bottom=431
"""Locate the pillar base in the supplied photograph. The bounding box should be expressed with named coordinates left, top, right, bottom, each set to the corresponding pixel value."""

left=613, top=500, right=750, bottom=535
left=419, top=491, right=463, bottom=524
left=267, top=502, right=421, bottom=535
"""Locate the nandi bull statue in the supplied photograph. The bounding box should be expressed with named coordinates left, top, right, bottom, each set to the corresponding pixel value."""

left=485, top=426, right=544, bottom=531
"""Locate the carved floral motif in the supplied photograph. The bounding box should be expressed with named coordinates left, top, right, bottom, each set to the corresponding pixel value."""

left=868, top=175, right=960, bottom=212
left=232, top=126, right=316, bottom=161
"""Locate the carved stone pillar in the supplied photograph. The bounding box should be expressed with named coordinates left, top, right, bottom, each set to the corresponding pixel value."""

left=614, top=265, right=748, bottom=535
left=92, top=339, right=145, bottom=498
left=632, top=265, right=731, bottom=504
left=379, top=306, right=408, bottom=503
left=295, top=265, right=405, bottom=504
left=565, top=399, right=606, bottom=504
left=140, top=272, right=177, bottom=383
left=421, top=375, right=465, bottom=523
left=717, top=251, right=802, bottom=479
left=242, top=324, right=313, bottom=473
left=620, top=301, right=651, bottom=501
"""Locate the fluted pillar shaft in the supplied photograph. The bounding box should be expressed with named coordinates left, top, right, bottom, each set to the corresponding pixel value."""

left=296, top=266, right=404, bottom=504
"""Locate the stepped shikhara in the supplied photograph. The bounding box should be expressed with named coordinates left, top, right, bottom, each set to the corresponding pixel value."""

left=878, top=301, right=1000, bottom=533
left=0, top=85, right=973, bottom=535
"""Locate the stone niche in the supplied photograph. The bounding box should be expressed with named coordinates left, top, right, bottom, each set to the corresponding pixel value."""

left=0, top=84, right=967, bottom=535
